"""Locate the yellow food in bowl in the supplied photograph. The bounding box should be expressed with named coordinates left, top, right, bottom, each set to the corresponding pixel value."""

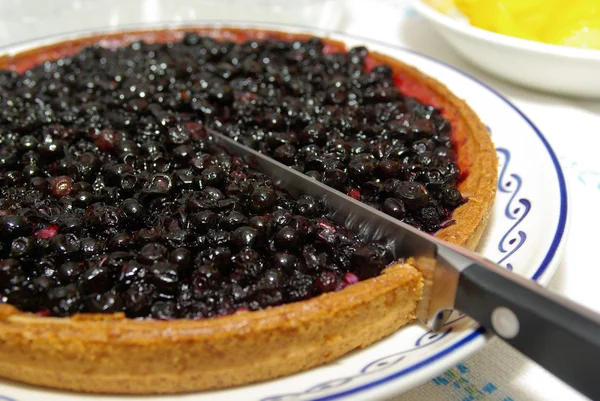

left=426, top=0, right=600, bottom=50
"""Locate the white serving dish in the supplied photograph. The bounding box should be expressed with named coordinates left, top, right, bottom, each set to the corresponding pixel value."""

left=414, top=1, right=600, bottom=98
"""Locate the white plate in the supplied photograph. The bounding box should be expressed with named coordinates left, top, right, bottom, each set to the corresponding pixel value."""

left=0, top=22, right=569, bottom=401
left=414, top=1, right=600, bottom=99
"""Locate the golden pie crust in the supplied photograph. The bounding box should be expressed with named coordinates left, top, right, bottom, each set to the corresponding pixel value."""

left=0, top=28, right=497, bottom=394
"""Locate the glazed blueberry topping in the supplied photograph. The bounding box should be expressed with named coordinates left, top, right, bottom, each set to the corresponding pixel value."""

left=0, top=134, right=393, bottom=319
left=180, top=35, right=462, bottom=231
left=0, top=33, right=465, bottom=318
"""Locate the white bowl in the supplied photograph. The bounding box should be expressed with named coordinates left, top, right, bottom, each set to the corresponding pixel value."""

left=413, top=1, right=600, bottom=98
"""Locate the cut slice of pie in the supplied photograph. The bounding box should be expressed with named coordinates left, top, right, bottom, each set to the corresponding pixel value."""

left=0, top=28, right=497, bottom=394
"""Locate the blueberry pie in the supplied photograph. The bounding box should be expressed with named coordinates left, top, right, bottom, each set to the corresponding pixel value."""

left=0, top=28, right=497, bottom=393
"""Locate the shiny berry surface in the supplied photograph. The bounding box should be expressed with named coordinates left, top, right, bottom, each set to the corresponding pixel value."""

left=0, top=33, right=464, bottom=318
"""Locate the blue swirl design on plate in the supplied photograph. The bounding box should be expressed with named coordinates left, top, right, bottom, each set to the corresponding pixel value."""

left=496, top=147, right=531, bottom=271
left=261, top=329, right=453, bottom=401
left=260, top=128, right=531, bottom=401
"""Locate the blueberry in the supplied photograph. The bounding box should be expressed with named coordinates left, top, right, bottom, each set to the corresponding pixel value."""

left=248, top=216, right=270, bottom=237
left=372, top=64, right=393, bottom=79
left=94, top=129, right=122, bottom=152
left=206, top=229, right=231, bottom=247
left=273, top=144, right=297, bottom=165
left=315, top=271, right=337, bottom=293
left=352, top=246, right=385, bottom=280
left=285, top=272, right=314, bottom=302
left=254, top=289, right=283, bottom=308
left=150, top=262, right=179, bottom=294
left=143, top=174, right=172, bottom=194
left=57, top=216, right=83, bottom=234
left=172, top=168, right=196, bottom=188
left=290, top=215, right=313, bottom=238
left=0, top=216, right=31, bottom=239
left=347, top=160, right=374, bottom=184
left=107, top=232, right=133, bottom=251
left=30, top=177, right=48, bottom=192
left=167, top=127, right=191, bottom=146
left=79, top=265, right=111, bottom=295
left=393, top=181, right=429, bottom=211
left=45, top=283, right=81, bottom=317
left=268, top=210, right=293, bottom=231
left=22, top=164, right=42, bottom=180
left=206, top=246, right=232, bottom=272
left=412, top=139, right=435, bottom=154
left=377, top=159, right=401, bottom=179
left=275, top=227, right=301, bottom=250
left=85, top=203, right=120, bottom=228
left=270, top=251, right=296, bottom=272
left=169, top=247, right=192, bottom=270
left=124, top=281, right=155, bottom=317
left=19, top=135, right=39, bottom=152
left=419, top=206, right=441, bottom=232
left=322, top=169, right=347, bottom=191
left=231, top=226, right=259, bottom=249
left=257, top=269, right=284, bottom=290
left=118, top=261, right=145, bottom=287
left=138, top=242, right=168, bottom=264
left=294, top=195, right=320, bottom=217
left=200, top=186, right=224, bottom=201
left=183, top=32, right=201, bottom=46
left=249, top=187, right=276, bottom=214
left=166, top=230, right=199, bottom=249
left=86, top=289, right=124, bottom=313
left=10, top=237, right=34, bottom=257
left=119, top=199, right=144, bottom=222
left=220, top=211, right=248, bottom=231
left=38, top=141, right=65, bottom=161
left=151, top=300, right=179, bottom=319
left=442, top=184, right=463, bottom=207
left=80, top=237, right=104, bottom=257
left=135, top=228, right=160, bottom=246
left=382, top=198, right=406, bottom=219
left=73, top=191, right=94, bottom=208
left=299, top=123, right=327, bottom=146
left=200, top=166, right=226, bottom=188
left=190, top=210, right=218, bottom=234
left=58, top=261, right=83, bottom=283
left=50, top=233, right=80, bottom=254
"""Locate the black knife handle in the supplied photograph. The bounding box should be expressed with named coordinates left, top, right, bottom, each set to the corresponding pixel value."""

left=455, top=262, right=600, bottom=400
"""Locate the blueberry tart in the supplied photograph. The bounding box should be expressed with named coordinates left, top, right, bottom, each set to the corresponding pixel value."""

left=0, top=28, right=497, bottom=393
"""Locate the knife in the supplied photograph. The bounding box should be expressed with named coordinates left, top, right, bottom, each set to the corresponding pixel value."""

left=208, top=129, right=600, bottom=400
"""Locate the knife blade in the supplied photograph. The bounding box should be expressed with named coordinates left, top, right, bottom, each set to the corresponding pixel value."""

left=209, top=128, right=600, bottom=400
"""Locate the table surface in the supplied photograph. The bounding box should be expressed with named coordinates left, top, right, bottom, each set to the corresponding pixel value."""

left=0, top=1, right=598, bottom=400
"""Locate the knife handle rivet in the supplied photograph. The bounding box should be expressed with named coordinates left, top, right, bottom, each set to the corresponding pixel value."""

left=491, top=306, right=520, bottom=339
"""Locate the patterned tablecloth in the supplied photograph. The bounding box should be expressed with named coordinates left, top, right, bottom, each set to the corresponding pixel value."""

left=1, top=1, right=599, bottom=400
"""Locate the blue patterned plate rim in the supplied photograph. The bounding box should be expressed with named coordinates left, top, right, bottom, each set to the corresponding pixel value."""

left=0, top=21, right=569, bottom=401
